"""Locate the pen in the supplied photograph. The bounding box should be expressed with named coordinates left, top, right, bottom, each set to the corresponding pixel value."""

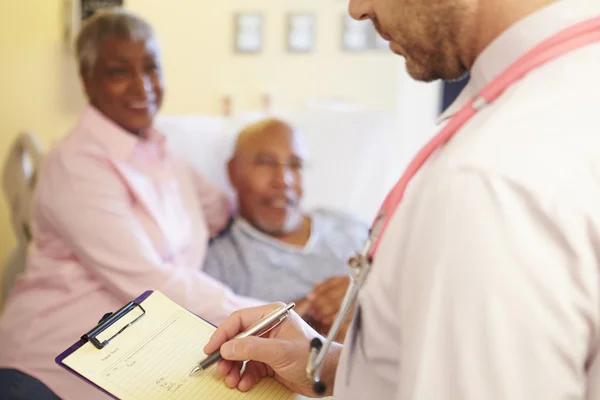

left=189, top=302, right=295, bottom=376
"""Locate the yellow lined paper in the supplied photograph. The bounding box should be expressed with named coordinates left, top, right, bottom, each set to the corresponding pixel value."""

left=63, top=291, right=326, bottom=399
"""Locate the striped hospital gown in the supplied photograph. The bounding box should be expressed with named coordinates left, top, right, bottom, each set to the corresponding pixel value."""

left=202, top=209, right=369, bottom=303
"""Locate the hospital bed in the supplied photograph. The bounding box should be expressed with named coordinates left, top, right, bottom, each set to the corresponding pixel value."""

left=1, top=132, right=43, bottom=307
left=1, top=107, right=399, bottom=308
left=154, top=107, right=401, bottom=223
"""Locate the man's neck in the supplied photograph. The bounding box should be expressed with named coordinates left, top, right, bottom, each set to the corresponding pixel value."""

left=273, top=216, right=312, bottom=247
left=461, top=0, right=559, bottom=70
left=238, top=213, right=313, bottom=247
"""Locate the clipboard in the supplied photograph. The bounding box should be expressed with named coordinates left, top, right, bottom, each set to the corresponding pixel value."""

left=56, top=290, right=154, bottom=399
left=56, top=290, right=322, bottom=400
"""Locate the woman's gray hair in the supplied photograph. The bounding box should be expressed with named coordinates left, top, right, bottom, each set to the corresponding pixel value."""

left=75, top=8, right=157, bottom=77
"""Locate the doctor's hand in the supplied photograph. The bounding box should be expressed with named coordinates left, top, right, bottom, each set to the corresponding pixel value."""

left=204, top=303, right=342, bottom=397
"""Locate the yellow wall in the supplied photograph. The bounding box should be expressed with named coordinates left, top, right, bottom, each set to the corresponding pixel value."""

left=0, top=0, right=85, bottom=264
left=132, top=0, right=399, bottom=113
left=0, top=0, right=398, bottom=293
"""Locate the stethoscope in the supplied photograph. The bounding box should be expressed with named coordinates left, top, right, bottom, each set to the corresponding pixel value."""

left=303, top=14, right=600, bottom=396
left=305, top=217, right=380, bottom=395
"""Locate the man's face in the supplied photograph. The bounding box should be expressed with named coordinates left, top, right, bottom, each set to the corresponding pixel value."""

left=230, top=125, right=306, bottom=236
left=83, top=34, right=164, bottom=134
left=349, top=0, right=471, bottom=81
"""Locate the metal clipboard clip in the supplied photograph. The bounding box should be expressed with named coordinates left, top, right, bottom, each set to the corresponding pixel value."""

left=81, top=301, right=146, bottom=350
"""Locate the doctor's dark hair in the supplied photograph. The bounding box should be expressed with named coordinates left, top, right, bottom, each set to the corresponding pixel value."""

left=75, top=8, right=158, bottom=77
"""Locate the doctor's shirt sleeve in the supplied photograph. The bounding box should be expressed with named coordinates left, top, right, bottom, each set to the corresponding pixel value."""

left=393, top=169, right=596, bottom=400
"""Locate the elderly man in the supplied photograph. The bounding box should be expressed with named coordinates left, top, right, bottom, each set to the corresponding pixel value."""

left=203, top=119, right=368, bottom=338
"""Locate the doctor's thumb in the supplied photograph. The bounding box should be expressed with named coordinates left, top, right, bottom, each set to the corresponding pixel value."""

left=220, top=336, right=284, bottom=365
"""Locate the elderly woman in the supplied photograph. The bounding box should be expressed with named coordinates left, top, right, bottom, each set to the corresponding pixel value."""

left=0, top=9, right=261, bottom=399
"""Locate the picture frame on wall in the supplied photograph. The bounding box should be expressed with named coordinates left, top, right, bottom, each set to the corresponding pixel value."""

left=234, top=12, right=263, bottom=54
left=287, top=13, right=316, bottom=53
left=371, top=27, right=390, bottom=51
left=341, top=14, right=372, bottom=51
left=64, top=0, right=125, bottom=49
left=80, top=0, right=124, bottom=20
left=341, top=13, right=391, bottom=52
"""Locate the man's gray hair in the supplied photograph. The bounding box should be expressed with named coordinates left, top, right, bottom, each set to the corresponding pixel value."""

left=75, top=8, right=157, bottom=77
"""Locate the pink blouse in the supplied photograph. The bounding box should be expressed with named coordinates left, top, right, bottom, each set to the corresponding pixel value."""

left=0, top=106, right=262, bottom=399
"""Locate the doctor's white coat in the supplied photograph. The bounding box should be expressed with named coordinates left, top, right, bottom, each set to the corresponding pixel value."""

left=334, top=1, right=600, bottom=399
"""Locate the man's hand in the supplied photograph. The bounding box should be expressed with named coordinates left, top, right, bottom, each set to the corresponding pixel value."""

left=204, top=303, right=342, bottom=396
left=307, top=276, right=351, bottom=326
left=293, top=297, right=327, bottom=336
left=292, top=296, right=312, bottom=318
left=318, top=312, right=354, bottom=343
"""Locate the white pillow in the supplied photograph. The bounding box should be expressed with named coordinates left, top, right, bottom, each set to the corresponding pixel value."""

left=155, top=109, right=399, bottom=224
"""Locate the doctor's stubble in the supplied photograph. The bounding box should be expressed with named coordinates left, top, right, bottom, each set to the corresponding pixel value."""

left=358, top=0, right=471, bottom=82
left=354, top=0, right=561, bottom=82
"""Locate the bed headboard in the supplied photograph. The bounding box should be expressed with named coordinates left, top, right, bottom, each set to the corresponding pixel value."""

left=155, top=108, right=400, bottom=224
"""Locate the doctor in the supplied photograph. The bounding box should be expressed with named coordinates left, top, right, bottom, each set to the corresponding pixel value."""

left=204, top=0, right=600, bottom=398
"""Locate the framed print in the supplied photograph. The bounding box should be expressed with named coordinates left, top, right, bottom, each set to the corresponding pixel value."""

left=341, top=14, right=372, bottom=51
left=64, top=0, right=125, bottom=49
left=371, top=26, right=390, bottom=51
left=341, top=13, right=391, bottom=52
left=373, top=28, right=390, bottom=51
left=234, top=12, right=263, bottom=54
left=287, top=13, right=316, bottom=53
left=80, top=0, right=124, bottom=20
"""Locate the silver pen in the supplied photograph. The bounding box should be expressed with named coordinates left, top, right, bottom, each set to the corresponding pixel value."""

left=189, top=302, right=295, bottom=376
